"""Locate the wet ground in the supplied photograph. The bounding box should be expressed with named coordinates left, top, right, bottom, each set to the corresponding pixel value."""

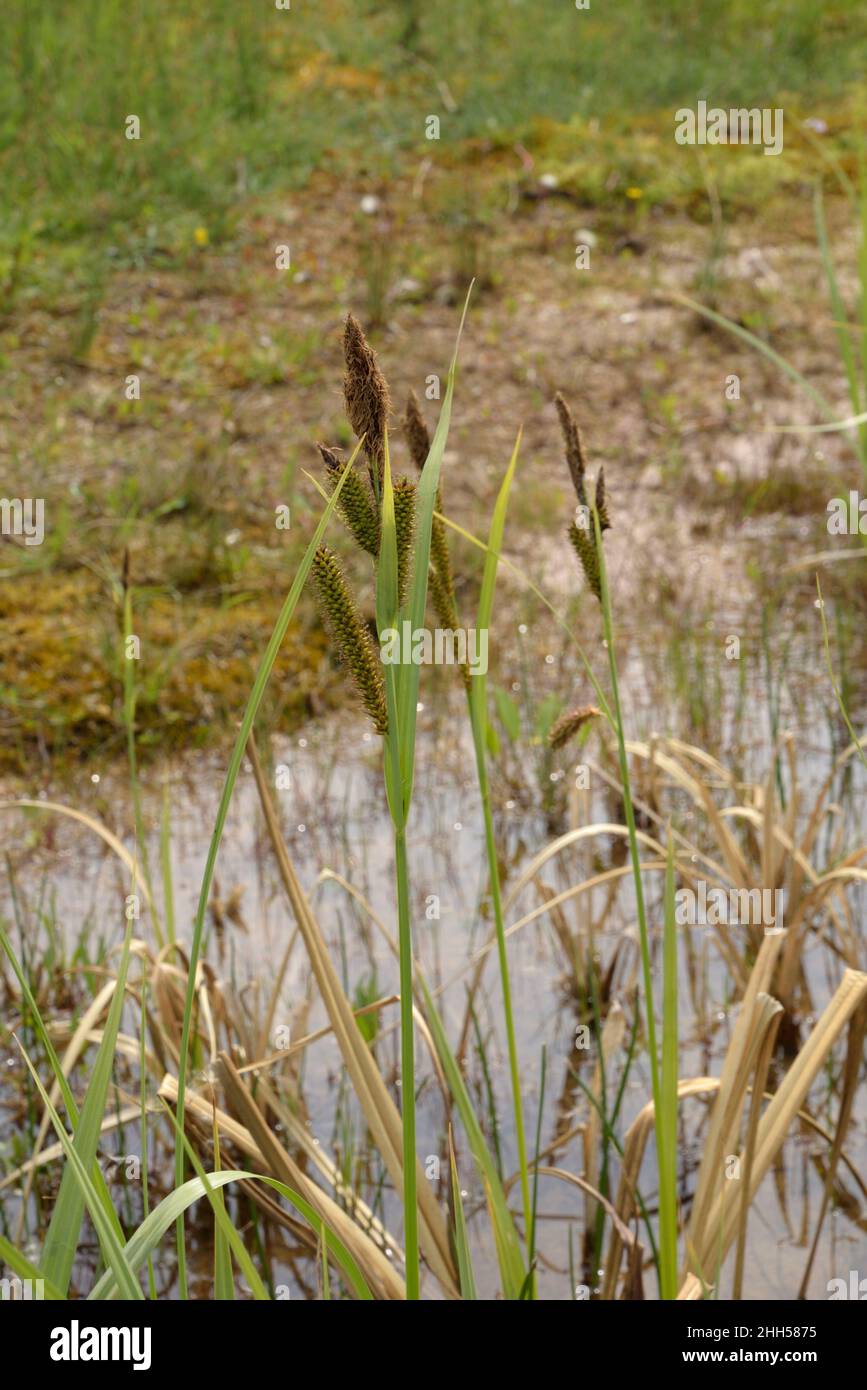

left=2, top=577, right=865, bottom=1298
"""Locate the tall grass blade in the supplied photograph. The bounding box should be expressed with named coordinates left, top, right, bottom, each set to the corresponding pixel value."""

left=0, top=1234, right=62, bottom=1300
left=448, top=1132, right=477, bottom=1300
left=89, top=1171, right=373, bottom=1302
left=658, top=832, right=679, bottom=1299
left=378, top=437, right=417, bottom=1295
left=40, top=915, right=134, bottom=1294
left=418, top=974, right=526, bottom=1298
left=211, top=1106, right=234, bottom=1300
left=465, top=433, right=533, bottom=1265
left=245, top=737, right=457, bottom=1296
left=16, top=1040, right=142, bottom=1300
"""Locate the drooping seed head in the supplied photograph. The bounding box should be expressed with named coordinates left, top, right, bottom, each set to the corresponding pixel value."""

left=555, top=394, right=612, bottom=600
left=548, top=704, right=602, bottom=750
left=311, top=545, right=388, bottom=735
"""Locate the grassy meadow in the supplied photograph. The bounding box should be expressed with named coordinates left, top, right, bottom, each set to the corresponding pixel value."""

left=2, top=0, right=867, bottom=1313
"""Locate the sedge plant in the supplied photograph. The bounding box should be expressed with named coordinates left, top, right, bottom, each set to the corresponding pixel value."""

left=549, top=393, right=680, bottom=1297
left=403, top=391, right=535, bottom=1274
left=307, top=305, right=529, bottom=1298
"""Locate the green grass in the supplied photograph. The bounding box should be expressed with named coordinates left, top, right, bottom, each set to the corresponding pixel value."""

left=1, top=0, right=864, bottom=270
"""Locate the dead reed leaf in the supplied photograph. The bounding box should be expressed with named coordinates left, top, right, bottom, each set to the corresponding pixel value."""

left=246, top=733, right=459, bottom=1297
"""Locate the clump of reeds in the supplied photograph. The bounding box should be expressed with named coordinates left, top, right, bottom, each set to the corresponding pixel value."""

left=311, top=309, right=494, bottom=1298
left=9, top=325, right=867, bottom=1308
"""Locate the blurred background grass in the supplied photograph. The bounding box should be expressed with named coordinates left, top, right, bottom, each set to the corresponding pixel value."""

left=2, top=0, right=865, bottom=256
left=1, top=0, right=866, bottom=775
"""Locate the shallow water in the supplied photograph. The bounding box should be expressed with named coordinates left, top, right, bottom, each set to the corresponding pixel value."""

left=2, top=601, right=865, bottom=1300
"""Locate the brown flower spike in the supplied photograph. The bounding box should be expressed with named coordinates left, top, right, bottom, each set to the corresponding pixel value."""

left=404, top=388, right=431, bottom=471
left=343, top=314, right=391, bottom=491
left=393, top=475, right=417, bottom=606
left=311, top=545, right=388, bottom=735
left=548, top=704, right=601, bottom=750
left=318, top=444, right=381, bottom=558
left=555, top=391, right=589, bottom=509
left=556, top=392, right=611, bottom=601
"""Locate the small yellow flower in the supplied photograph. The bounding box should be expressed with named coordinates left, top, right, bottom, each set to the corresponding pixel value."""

left=625, top=186, right=643, bottom=200
left=194, top=226, right=209, bottom=247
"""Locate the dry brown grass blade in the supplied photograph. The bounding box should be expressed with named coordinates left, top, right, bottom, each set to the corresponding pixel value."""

left=246, top=733, right=459, bottom=1297
left=441, top=857, right=663, bottom=1019
left=160, top=1068, right=405, bottom=1298
left=696, top=968, right=867, bottom=1277
left=157, top=1074, right=341, bottom=1261
left=684, top=989, right=784, bottom=1287
left=797, top=997, right=867, bottom=1298
left=604, top=1031, right=867, bottom=1302
left=252, top=1072, right=402, bottom=1252
left=677, top=1273, right=706, bottom=1300
left=683, top=931, right=785, bottom=1278
left=732, top=1003, right=783, bottom=1298
left=503, top=822, right=667, bottom=914
left=216, top=1051, right=406, bottom=1300
left=495, top=814, right=746, bottom=990
left=602, top=1077, right=717, bottom=1300
left=624, top=740, right=750, bottom=889
left=535, top=1166, right=643, bottom=1258
left=237, top=995, right=399, bottom=1075
left=589, top=753, right=733, bottom=886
